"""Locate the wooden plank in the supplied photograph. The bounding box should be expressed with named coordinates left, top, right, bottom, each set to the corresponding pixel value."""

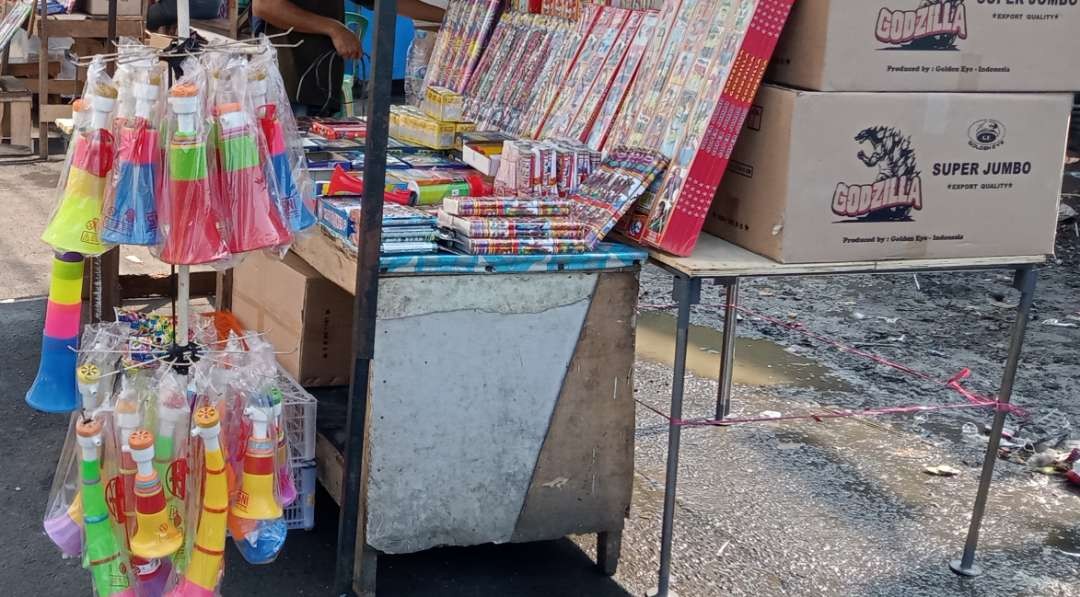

left=5, top=61, right=61, bottom=78
left=649, top=232, right=1047, bottom=278
left=510, top=270, right=637, bottom=543
left=34, top=15, right=144, bottom=38
left=41, top=103, right=72, bottom=122
left=118, top=271, right=216, bottom=299
left=316, top=431, right=344, bottom=505
left=16, top=78, right=81, bottom=96
left=8, top=99, right=31, bottom=148
left=214, top=270, right=233, bottom=310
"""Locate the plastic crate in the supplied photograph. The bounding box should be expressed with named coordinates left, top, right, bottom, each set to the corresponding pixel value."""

left=276, top=367, right=317, bottom=464
left=284, top=460, right=317, bottom=530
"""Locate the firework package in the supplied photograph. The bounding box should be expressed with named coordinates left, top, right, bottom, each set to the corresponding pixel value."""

left=705, top=85, right=1071, bottom=263
left=41, top=319, right=307, bottom=596
left=770, top=0, right=1080, bottom=92
left=604, top=0, right=795, bottom=256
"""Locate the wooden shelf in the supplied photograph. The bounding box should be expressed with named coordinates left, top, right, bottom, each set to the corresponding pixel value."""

left=649, top=233, right=1046, bottom=278
left=33, top=14, right=144, bottom=38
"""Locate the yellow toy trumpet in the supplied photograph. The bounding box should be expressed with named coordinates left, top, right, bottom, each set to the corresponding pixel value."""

left=231, top=405, right=282, bottom=521
left=168, top=406, right=228, bottom=597
left=127, top=429, right=183, bottom=559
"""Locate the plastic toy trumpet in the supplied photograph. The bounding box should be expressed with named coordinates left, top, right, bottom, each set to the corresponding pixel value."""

left=25, top=252, right=84, bottom=413
left=249, top=73, right=315, bottom=233
left=127, top=429, right=183, bottom=559
left=168, top=406, right=228, bottom=596
left=43, top=491, right=83, bottom=558
left=154, top=376, right=190, bottom=570
left=40, top=84, right=118, bottom=255
left=115, top=393, right=173, bottom=595
left=214, top=100, right=291, bottom=253
left=231, top=404, right=282, bottom=521
left=269, top=388, right=297, bottom=506
left=77, top=418, right=137, bottom=597
left=160, top=82, right=228, bottom=265
left=102, top=72, right=162, bottom=246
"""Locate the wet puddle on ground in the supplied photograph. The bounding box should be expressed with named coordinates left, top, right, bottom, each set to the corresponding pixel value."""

left=635, top=312, right=850, bottom=392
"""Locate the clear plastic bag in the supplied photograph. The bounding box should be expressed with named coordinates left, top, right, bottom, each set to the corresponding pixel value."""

left=167, top=364, right=229, bottom=596
left=77, top=414, right=138, bottom=597
left=157, top=57, right=231, bottom=266
left=43, top=415, right=84, bottom=558
left=41, top=56, right=118, bottom=257
left=208, top=54, right=292, bottom=257
left=406, top=29, right=436, bottom=106
left=250, top=39, right=317, bottom=236
left=101, top=60, right=167, bottom=247
left=227, top=336, right=288, bottom=564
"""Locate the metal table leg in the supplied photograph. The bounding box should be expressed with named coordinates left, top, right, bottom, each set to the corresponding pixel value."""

left=650, top=275, right=699, bottom=597
left=715, top=278, right=740, bottom=420
left=950, top=266, right=1037, bottom=577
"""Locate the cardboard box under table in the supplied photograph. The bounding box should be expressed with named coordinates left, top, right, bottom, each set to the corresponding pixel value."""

left=285, top=231, right=646, bottom=579
left=231, top=251, right=354, bottom=386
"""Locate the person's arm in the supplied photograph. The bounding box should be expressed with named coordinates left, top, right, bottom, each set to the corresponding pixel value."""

left=399, top=0, right=445, bottom=24
left=252, top=0, right=361, bottom=59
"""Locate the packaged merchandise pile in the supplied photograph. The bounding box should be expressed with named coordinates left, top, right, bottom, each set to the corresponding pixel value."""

left=29, top=37, right=319, bottom=596
left=436, top=145, right=665, bottom=254
left=319, top=196, right=440, bottom=255
left=439, top=196, right=583, bottom=254
left=421, top=0, right=795, bottom=255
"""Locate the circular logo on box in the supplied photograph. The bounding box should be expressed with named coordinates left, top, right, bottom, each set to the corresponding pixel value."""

left=968, top=119, right=1005, bottom=151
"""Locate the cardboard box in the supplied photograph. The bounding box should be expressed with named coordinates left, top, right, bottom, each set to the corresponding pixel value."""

left=232, top=251, right=354, bottom=386
left=85, top=0, right=141, bottom=16
left=705, top=85, right=1069, bottom=263
left=768, top=0, right=1080, bottom=91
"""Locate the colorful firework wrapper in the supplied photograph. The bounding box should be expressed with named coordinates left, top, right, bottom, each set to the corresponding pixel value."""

left=451, top=235, right=589, bottom=255
left=442, top=197, right=572, bottom=217
left=437, top=211, right=585, bottom=239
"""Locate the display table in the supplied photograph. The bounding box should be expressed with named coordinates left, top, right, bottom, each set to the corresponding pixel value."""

left=645, top=232, right=1044, bottom=596
left=290, top=231, right=646, bottom=594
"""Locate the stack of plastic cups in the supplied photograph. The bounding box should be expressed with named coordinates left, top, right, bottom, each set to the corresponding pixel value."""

left=25, top=252, right=85, bottom=412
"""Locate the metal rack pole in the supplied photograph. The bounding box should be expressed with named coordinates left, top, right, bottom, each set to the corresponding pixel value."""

left=335, top=0, right=396, bottom=593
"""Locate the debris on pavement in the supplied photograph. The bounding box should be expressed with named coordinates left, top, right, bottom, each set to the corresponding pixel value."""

left=923, top=465, right=961, bottom=477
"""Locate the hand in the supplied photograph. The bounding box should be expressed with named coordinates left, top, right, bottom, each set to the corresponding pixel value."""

left=330, top=24, right=362, bottom=60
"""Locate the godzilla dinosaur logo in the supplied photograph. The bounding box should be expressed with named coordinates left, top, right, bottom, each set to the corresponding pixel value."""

left=832, top=126, right=923, bottom=221
left=876, top=0, right=967, bottom=50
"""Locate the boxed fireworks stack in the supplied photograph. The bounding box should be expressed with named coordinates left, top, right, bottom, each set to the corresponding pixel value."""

left=604, top=0, right=795, bottom=256
left=438, top=197, right=586, bottom=254
left=386, top=168, right=493, bottom=206
left=703, top=85, right=1070, bottom=263
left=460, top=131, right=514, bottom=176
left=310, top=118, right=367, bottom=140
left=389, top=105, right=475, bottom=150
left=348, top=204, right=440, bottom=254
left=421, top=86, right=466, bottom=122
left=768, top=0, right=1080, bottom=92
left=318, top=197, right=439, bottom=254
left=494, top=139, right=558, bottom=197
